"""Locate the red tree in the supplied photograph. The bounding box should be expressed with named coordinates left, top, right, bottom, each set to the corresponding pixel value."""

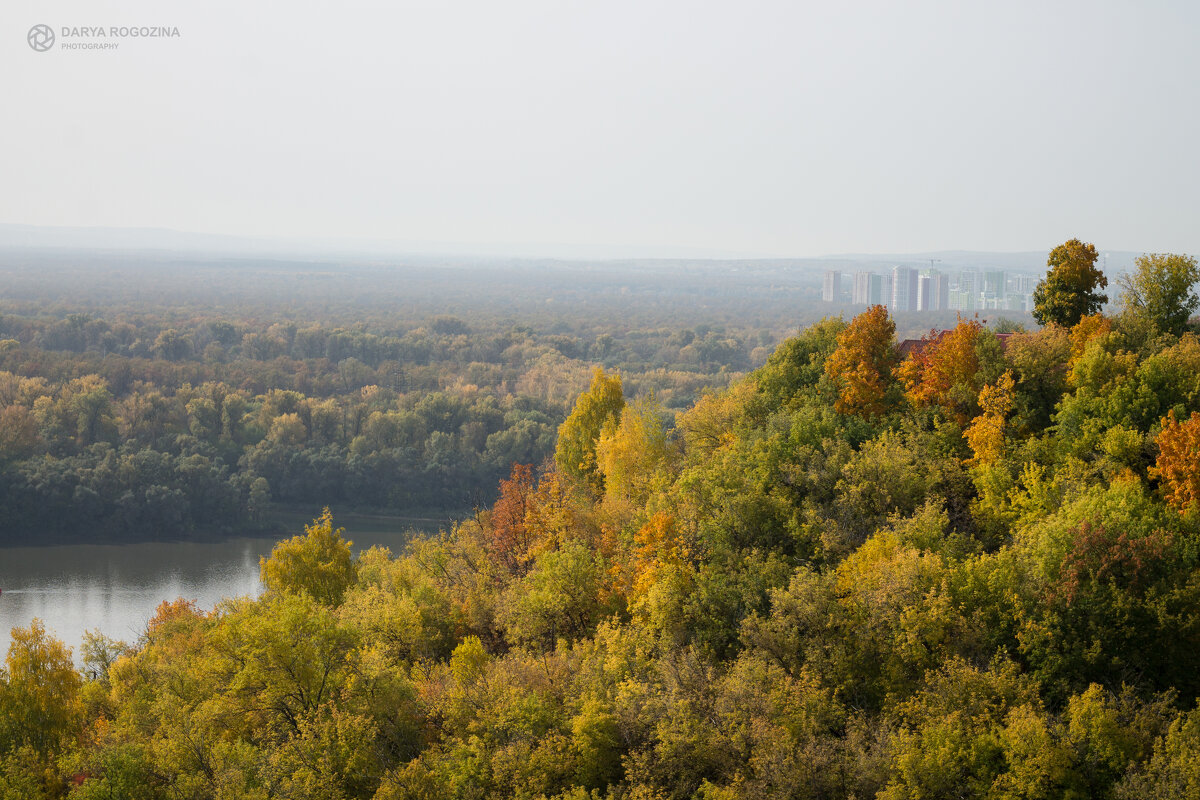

left=487, top=463, right=537, bottom=573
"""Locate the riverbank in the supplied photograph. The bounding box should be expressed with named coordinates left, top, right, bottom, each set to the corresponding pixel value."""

left=0, top=504, right=470, bottom=548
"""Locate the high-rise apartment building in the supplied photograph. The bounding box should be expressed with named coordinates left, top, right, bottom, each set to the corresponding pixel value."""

left=872, top=273, right=892, bottom=307
left=823, top=270, right=841, bottom=303
left=892, top=266, right=919, bottom=312
left=852, top=272, right=872, bottom=305
left=983, top=270, right=1006, bottom=298
left=949, top=290, right=976, bottom=311
left=932, top=271, right=949, bottom=311
left=917, top=270, right=950, bottom=311
left=958, top=271, right=979, bottom=295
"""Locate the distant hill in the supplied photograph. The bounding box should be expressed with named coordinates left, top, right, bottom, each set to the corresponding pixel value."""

left=0, top=223, right=1145, bottom=275
left=0, top=224, right=754, bottom=262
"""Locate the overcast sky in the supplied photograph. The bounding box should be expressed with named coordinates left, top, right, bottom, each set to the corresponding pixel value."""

left=3, top=1, right=1198, bottom=258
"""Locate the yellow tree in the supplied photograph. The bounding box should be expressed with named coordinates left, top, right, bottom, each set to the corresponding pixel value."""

left=1150, top=411, right=1200, bottom=515
left=677, top=381, right=755, bottom=456
left=0, top=619, right=82, bottom=757
left=965, top=371, right=1016, bottom=466
left=1068, top=313, right=1112, bottom=368
left=0, top=404, right=39, bottom=461
left=555, top=368, right=625, bottom=491
left=260, top=508, right=356, bottom=605
left=824, top=305, right=897, bottom=418
left=626, top=512, right=691, bottom=608
left=595, top=396, right=671, bottom=515
left=520, top=469, right=600, bottom=558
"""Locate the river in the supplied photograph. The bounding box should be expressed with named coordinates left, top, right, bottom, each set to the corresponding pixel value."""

left=0, top=516, right=444, bottom=662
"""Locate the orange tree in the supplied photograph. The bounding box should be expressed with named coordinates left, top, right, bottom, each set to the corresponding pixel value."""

left=824, top=305, right=897, bottom=418
left=1151, top=410, right=1200, bottom=514
left=898, top=317, right=983, bottom=425
left=486, top=462, right=538, bottom=574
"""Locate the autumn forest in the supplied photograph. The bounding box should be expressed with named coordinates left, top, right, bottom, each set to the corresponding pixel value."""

left=2, top=241, right=1200, bottom=799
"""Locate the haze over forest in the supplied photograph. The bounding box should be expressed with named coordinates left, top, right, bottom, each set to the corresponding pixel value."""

left=4, top=0, right=1200, bottom=797
left=0, top=223, right=1148, bottom=272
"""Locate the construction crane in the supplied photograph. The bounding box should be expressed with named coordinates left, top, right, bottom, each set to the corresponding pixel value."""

left=927, top=258, right=942, bottom=271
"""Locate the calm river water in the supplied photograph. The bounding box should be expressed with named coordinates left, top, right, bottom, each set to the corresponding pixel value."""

left=0, top=523, right=434, bottom=660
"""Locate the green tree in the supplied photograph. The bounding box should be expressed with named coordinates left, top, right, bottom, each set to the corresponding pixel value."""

left=69, top=744, right=160, bottom=800
left=1117, top=707, right=1200, bottom=800
left=499, top=540, right=610, bottom=647
left=751, top=316, right=845, bottom=412
left=247, top=476, right=271, bottom=525
left=152, top=328, right=192, bottom=361
left=1033, top=239, right=1108, bottom=327
left=1118, top=253, right=1200, bottom=337
left=880, top=658, right=1041, bottom=800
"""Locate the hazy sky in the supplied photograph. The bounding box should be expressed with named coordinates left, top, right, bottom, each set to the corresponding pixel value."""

left=3, top=1, right=1198, bottom=258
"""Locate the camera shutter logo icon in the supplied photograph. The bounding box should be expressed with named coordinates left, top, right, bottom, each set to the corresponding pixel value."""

left=28, top=24, right=55, bottom=52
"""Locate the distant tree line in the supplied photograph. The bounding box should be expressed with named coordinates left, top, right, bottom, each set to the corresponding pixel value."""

left=0, top=306, right=775, bottom=542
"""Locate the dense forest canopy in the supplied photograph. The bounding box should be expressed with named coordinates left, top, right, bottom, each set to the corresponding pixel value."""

left=0, top=250, right=1004, bottom=543
left=0, top=253, right=803, bottom=542
left=3, top=242, right=1200, bottom=798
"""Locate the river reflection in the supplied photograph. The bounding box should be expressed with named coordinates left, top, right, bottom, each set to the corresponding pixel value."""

left=0, top=529, right=420, bottom=660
